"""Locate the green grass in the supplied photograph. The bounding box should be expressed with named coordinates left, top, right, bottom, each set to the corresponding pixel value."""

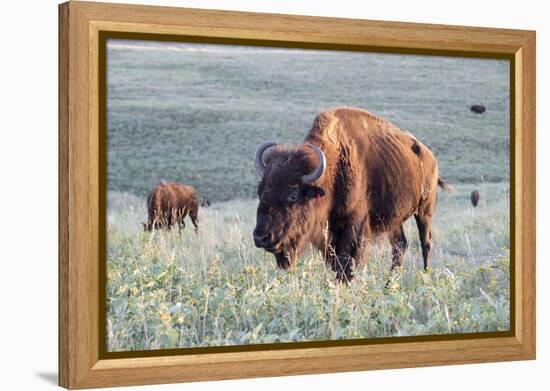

left=106, top=182, right=510, bottom=351
left=106, top=41, right=509, bottom=202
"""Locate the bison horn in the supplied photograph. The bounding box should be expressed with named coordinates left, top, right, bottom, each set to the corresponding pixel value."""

left=302, top=143, right=326, bottom=184
left=254, top=142, right=278, bottom=177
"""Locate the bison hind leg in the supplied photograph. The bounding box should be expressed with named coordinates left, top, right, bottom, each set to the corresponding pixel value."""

left=191, top=217, right=199, bottom=234
left=189, top=207, right=199, bottom=234
left=414, top=214, right=433, bottom=270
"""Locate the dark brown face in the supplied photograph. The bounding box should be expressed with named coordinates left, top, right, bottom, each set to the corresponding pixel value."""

left=253, top=146, right=326, bottom=269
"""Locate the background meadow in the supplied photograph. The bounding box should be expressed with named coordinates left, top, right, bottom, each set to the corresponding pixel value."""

left=106, top=40, right=510, bottom=351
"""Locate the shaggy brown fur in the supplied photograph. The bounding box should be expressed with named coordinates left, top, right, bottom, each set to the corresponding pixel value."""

left=253, top=107, right=451, bottom=282
left=144, top=182, right=199, bottom=232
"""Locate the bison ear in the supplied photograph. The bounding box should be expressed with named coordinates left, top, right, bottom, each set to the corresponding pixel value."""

left=304, top=185, right=326, bottom=200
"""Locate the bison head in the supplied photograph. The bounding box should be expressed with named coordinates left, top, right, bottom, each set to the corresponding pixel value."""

left=253, top=142, right=327, bottom=269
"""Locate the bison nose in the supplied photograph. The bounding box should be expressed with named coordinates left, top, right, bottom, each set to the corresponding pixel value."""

left=253, top=229, right=272, bottom=248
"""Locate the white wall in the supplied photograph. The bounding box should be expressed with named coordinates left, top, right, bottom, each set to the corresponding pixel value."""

left=0, top=0, right=546, bottom=390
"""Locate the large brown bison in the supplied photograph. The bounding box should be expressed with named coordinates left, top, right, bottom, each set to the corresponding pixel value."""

left=253, top=107, right=451, bottom=282
left=143, top=181, right=199, bottom=232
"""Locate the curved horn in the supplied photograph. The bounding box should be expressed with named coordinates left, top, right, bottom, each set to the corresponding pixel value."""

left=302, top=143, right=326, bottom=184
left=254, top=142, right=278, bottom=177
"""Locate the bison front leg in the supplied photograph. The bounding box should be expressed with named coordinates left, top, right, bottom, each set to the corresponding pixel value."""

left=327, top=219, right=369, bottom=283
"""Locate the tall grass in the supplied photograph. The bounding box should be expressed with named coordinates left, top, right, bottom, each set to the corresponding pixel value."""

left=107, top=182, right=510, bottom=351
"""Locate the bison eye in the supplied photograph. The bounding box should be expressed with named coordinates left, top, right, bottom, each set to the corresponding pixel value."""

left=287, top=188, right=300, bottom=204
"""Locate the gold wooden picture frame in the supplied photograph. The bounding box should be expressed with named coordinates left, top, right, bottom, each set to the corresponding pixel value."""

left=59, top=1, right=536, bottom=389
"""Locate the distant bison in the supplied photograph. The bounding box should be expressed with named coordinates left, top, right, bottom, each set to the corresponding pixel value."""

left=471, top=190, right=480, bottom=207
left=253, top=107, right=451, bottom=282
left=470, top=104, right=486, bottom=114
left=144, top=181, right=199, bottom=232
left=201, top=197, right=211, bottom=208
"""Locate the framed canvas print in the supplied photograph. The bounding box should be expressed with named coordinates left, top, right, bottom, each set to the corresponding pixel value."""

left=58, top=1, right=536, bottom=389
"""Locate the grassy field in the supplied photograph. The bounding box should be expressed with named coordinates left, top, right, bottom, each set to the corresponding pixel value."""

left=107, top=182, right=509, bottom=351
left=107, top=40, right=509, bottom=201
left=105, top=40, right=510, bottom=352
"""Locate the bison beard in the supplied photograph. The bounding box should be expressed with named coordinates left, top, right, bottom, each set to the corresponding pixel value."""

left=254, top=107, right=450, bottom=282
left=275, top=252, right=292, bottom=270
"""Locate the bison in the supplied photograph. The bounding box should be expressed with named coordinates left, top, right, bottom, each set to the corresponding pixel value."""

left=201, top=197, right=211, bottom=208
left=253, top=107, right=451, bottom=282
left=470, top=104, right=486, bottom=114
left=143, top=181, right=199, bottom=232
left=471, top=190, right=480, bottom=207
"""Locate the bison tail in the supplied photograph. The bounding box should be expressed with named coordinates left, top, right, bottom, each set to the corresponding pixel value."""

left=437, top=177, right=453, bottom=193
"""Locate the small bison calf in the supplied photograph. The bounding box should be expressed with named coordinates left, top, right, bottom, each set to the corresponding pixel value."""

left=143, top=182, right=199, bottom=232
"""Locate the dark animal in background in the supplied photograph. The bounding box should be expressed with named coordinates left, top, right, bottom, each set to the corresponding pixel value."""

left=201, top=197, right=211, bottom=208
left=470, top=104, right=486, bottom=114
left=471, top=190, right=480, bottom=207
left=144, top=181, right=199, bottom=232
left=253, top=107, right=452, bottom=282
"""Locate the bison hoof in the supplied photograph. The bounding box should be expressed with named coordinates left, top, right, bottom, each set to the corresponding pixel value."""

left=335, top=272, right=353, bottom=284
